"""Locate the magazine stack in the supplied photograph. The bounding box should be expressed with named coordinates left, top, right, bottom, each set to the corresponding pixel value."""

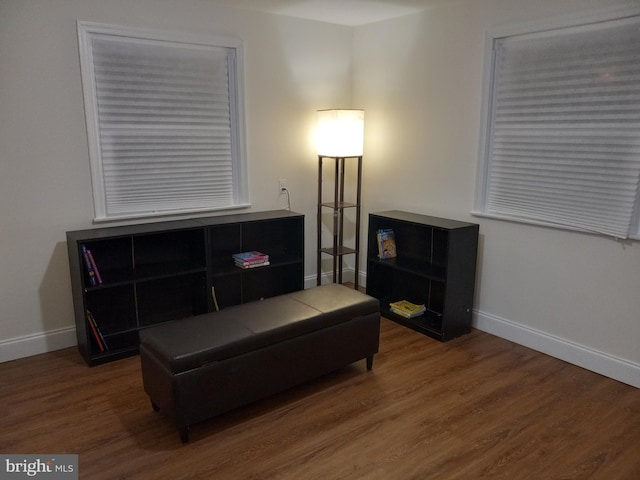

left=232, top=251, right=270, bottom=269
left=389, top=300, right=426, bottom=319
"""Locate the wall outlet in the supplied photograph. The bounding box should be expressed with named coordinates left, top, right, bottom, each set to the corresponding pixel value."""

left=279, top=179, right=287, bottom=194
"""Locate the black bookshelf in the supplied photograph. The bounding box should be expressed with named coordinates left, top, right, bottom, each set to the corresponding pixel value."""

left=366, top=211, right=478, bottom=341
left=67, top=210, right=304, bottom=365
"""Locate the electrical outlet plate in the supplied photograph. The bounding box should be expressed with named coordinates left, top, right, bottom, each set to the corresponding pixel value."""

left=279, top=179, right=287, bottom=193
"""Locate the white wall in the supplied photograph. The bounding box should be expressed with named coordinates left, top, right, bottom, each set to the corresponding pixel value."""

left=354, top=0, right=640, bottom=387
left=0, top=0, right=352, bottom=361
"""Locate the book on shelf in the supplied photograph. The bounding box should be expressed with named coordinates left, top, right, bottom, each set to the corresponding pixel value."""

left=234, top=257, right=270, bottom=266
left=232, top=250, right=269, bottom=261
left=81, top=245, right=97, bottom=286
left=86, top=249, right=103, bottom=284
left=377, top=229, right=397, bottom=259
left=234, top=260, right=271, bottom=269
left=86, top=310, right=108, bottom=352
left=81, top=244, right=102, bottom=285
left=232, top=251, right=270, bottom=268
left=389, top=300, right=426, bottom=318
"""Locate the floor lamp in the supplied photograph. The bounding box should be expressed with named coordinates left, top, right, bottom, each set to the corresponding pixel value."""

left=316, top=109, right=364, bottom=289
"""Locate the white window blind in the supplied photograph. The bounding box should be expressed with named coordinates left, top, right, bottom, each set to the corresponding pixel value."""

left=78, top=22, right=248, bottom=221
left=478, top=15, right=640, bottom=238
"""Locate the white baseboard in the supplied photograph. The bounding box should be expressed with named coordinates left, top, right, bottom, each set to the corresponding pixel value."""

left=304, top=274, right=319, bottom=289
left=0, top=327, right=77, bottom=364
left=5, top=282, right=637, bottom=390
left=306, top=268, right=366, bottom=289
left=474, top=309, right=640, bottom=389
left=1, top=273, right=352, bottom=364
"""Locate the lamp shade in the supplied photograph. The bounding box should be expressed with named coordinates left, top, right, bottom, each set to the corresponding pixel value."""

left=317, top=109, right=364, bottom=157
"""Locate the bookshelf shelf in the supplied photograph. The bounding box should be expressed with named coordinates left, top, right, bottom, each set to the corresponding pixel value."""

left=367, top=257, right=447, bottom=283
left=67, top=210, right=304, bottom=366
left=366, top=210, right=479, bottom=342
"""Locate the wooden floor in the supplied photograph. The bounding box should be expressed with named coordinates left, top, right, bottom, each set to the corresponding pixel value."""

left=1, top=319, right=639, bottom=479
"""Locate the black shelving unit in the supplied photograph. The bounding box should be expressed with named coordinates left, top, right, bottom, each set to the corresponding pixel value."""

left=200, top=213, right=304, bottom=306
left=366, top=210, right=478, bottom=341
left=67, top=210, right=304, bottom=365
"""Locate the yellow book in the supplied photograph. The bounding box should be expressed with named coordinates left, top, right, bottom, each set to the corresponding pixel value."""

left=389, top=300, right=425, bottom=316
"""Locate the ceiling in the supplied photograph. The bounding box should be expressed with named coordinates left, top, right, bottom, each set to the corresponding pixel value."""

left=205, top=0, right=461, bottom=26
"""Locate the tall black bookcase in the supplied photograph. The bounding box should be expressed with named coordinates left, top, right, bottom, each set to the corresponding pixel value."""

left=366, top=210, right=479, bottom=341
left=67, top=210, right=304, bottom=366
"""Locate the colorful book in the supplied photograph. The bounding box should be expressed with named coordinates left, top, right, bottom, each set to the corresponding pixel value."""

left=234, top=257, right=269, bottom=266
left=235, top=261, right=270, bottom=269
left=86, top=248, right=102, bottom=284
left=81, top=245, right=97, bottom=286
left=377, top=229, right=397, bottom=259
left=86, top=310, right=108, bottom=352
left=232, top=251, right=269, bottom=263
left=389, top=300, right=426, bottom=318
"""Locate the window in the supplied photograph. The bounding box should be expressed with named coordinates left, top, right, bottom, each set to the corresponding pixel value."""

left=77, top=22, right=249, bottom=221
left=475, top=10, right=640, bottom=239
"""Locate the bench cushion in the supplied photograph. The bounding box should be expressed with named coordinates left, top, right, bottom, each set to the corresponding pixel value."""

left=139, top=284, right=379, bottom=374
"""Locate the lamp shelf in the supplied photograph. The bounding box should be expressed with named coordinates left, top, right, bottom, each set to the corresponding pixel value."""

left=320, top=246, right=357, bottom=256
left=321, top=201, right=358, bottom=209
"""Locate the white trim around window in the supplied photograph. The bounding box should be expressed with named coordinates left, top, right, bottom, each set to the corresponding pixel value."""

left=77, top=21, right=249, bottom=222
left=474, top=6, right=640, bottom=240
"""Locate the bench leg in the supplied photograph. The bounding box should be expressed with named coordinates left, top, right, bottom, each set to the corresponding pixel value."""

left=366, top=355, right=373, bottom=371
left=180, top=426, right=190, bottom=443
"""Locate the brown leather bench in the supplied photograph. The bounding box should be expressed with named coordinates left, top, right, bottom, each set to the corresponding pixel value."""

left=139, top=284, right=380, bottom=442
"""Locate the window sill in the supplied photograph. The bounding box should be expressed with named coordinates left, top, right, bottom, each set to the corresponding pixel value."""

left=93, top=203, right=252, bottom=224
left=470, top=211, right=639, bottom=241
